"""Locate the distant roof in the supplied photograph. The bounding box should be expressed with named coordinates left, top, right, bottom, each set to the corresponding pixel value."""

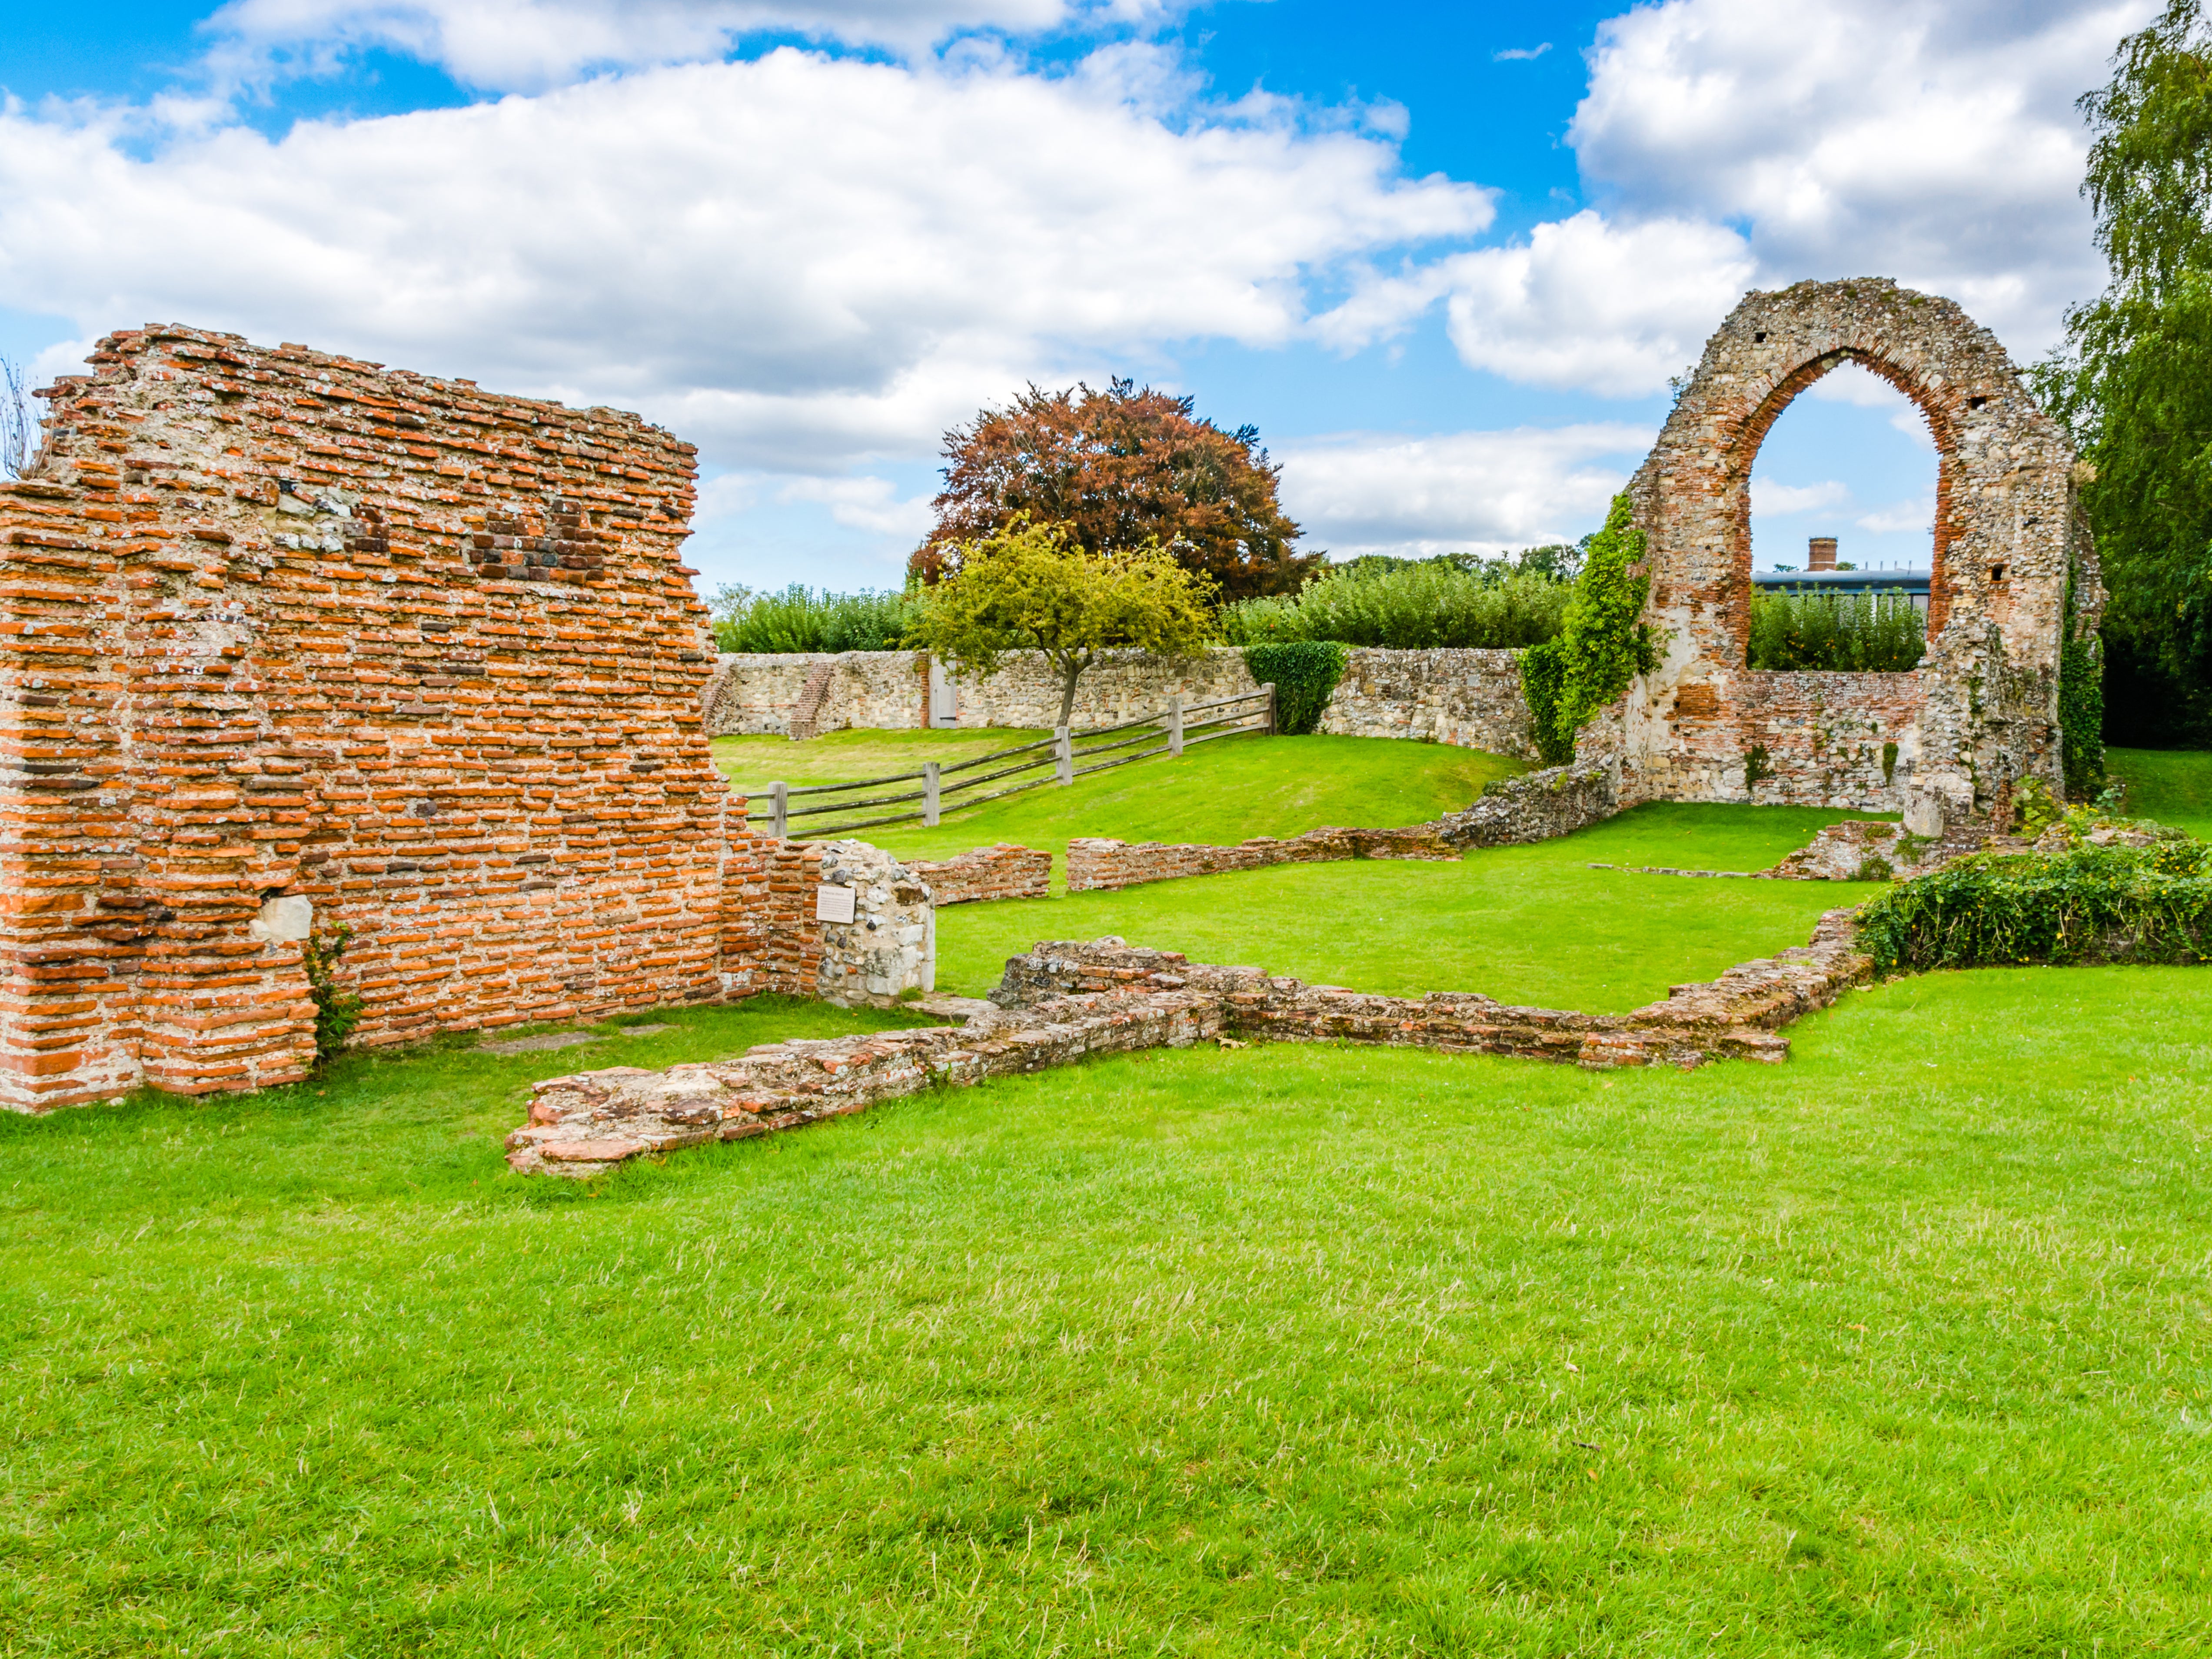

left=1752, top=569, right=1929, bottom=592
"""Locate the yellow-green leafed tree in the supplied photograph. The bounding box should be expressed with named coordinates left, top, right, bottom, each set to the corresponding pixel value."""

left=908, top=518, right=1218, bottom=730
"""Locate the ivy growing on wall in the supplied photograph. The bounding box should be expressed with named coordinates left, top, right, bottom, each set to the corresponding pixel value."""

left=1243, top=641, right=1348, bottom=735
left=1517, top=640, right=1573, bottom=765
left=2059, top=559, right=2107, bottom=797
left=1519, top=493, right=1662, bottom=760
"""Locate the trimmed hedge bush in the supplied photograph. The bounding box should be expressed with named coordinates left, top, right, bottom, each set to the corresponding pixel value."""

left=1855, top=832, right=2212, bottom=972
left=1220, top=563, right=1568, bottom=649
left=1747, top=590, right=1927, bottom=672
left=1242, top=641, right=1348, bottom=736
left=716, top=585, right=920, bottom=653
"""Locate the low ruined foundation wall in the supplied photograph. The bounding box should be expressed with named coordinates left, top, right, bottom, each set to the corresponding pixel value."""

left=1065, top=825, right=1457, bottom=893
left=1435, top=759, right=1620, bottom=847
left=507, top=916, right=1874, bottom=1176
left=908, top=844, right=1052, bottom=904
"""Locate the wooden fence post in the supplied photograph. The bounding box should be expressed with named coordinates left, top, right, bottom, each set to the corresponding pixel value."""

left=1054, top=726, right=1073, bottom=785
left=1168, top=694, right=1184, bottom=758
left=922, top=761, right=940, bottom=827
left=770, top=780, right=788, bottom=841
left=1264, top=682, right=1277, bottom=736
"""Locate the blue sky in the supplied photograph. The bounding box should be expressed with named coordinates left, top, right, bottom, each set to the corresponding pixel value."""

left=0, top=0, right=2142, bottom=592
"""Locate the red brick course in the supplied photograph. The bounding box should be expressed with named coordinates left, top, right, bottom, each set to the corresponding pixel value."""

left=1064, top=825, right=1457, bottom=893
left=907, top=844, right=1051, bottom=904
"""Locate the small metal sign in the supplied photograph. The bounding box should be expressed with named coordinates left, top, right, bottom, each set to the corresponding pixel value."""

left=815, top=883, right=857, bottom=924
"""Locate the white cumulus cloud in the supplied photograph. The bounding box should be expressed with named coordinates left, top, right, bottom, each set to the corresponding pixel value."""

left=203, top=0, right=1171, bottom=89
left=0, top=48, right=1490, bottom=480
left=1274, top=423, right=1654, bottom=561
left=1750, top=478, right=1849, bottom=515
left=1568, top=0, right=2153, bottom=355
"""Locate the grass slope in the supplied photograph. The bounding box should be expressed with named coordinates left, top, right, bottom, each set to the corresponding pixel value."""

left=4, top=967, right=2211, bottom=1655
left=713, top=731, right=1526, bottom=870
left=933, top=802, right=1891, bottom=1010
left=2110, top=745, right=2212, bottom=839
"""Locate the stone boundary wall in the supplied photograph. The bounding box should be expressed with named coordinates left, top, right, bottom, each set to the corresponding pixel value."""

left=506, top=913, right=1871, bottom=1176
left=1315, top=647, right=1533, bottom=756
left=908, top=844, right=1052, bottom=904
left=703, top=648, right=1254, bottom=737
left=1065, top=824, right=1458, bottom=893
left=702, top=645, right=1542, bottom=759
left=0, top=324, right=742, bottom=1110
left=704, top=652, right=928, bottom=737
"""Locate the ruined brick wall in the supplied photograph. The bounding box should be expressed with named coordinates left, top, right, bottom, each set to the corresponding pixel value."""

left=907, top=843, right=1051, bottom=904
left=1618, top=279, right=2102, bottom=828
left=1065, top=824, right=1457, bottom=893
left=0, top=325, right=740, bottom=1109
left=720, top=831, right=818, bottom=1000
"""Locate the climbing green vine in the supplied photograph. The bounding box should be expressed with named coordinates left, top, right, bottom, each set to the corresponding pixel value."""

left=2059, top=563, right=2106, bottom=797
left=1520, top=493, right=1662, bottom=759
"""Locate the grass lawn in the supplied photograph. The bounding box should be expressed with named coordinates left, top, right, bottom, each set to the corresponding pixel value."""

left=712, top=731, right=1526, bottom=873
left=5, top=962, right=2211, bottom=1655
left=2110, top=745, right=2212, bottom=838
left=931, top=802, right=1893, bottom=1009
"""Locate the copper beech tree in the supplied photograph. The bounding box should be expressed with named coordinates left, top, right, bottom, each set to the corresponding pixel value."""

left=907, top=519, right=1218, bottom=730
left=909, top=379, right=1318, bottom=602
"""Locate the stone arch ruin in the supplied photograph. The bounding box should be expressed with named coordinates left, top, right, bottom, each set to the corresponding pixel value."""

left=1610, top=277, right=2102, bottom=832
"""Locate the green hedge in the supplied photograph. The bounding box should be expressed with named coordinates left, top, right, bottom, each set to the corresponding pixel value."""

left=1242, top=641, right=1348, bottom=736
left=1855, top=832, right=2212, bottom=972
left=715, top=585, right=919, bottom=653
left=1747, top=590, right=1926, bottom=672
left=1221, top=563, right=1567, bottom=649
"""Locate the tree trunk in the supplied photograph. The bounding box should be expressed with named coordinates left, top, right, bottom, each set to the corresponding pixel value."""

left=1057, top=658, right=1083, bottom=730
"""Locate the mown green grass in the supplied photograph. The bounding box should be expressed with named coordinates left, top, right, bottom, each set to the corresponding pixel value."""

left=4, top=964, right=2211, bottom=1655
left=713, top=730, right=1525, bottom=872
left=931, top=802, right=1892, bottom=1009
left=2111, top=745, right=2212, bottom=838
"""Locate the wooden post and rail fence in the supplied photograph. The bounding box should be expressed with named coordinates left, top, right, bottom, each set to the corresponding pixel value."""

left=761, top=683, right=1277, bottom=842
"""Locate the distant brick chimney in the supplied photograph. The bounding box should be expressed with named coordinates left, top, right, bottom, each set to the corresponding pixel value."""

left=1808, top=536, right=1838, bottom=571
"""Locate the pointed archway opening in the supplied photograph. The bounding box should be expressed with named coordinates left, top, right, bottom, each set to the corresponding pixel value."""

left=1739, top=358, right=1946, bottom=670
